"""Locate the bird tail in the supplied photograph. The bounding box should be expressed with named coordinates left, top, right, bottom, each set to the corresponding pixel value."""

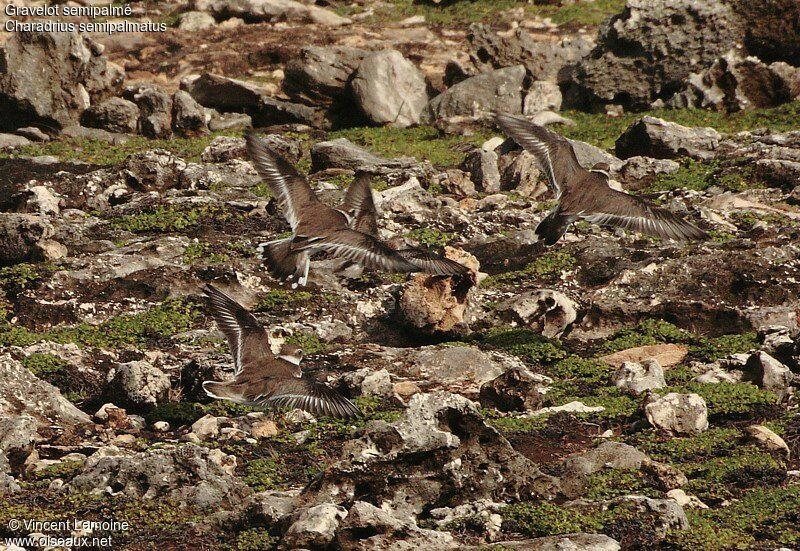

left=535, top=211, right=574, bottom=246
left=258, top=238, right=303, bottom=281
left=203, top=381, right=241, bottom=402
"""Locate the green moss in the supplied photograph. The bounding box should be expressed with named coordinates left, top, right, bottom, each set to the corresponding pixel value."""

left=647, top=160, right=720, bottom=193
left=584, top=468, right=659, bottom=500
left=632, top=427, right=741, bottom=464
left=2, top=132, right=235, bottom=165
left=502, top=502, right=603, bottom=537
left=285, top=332, right=328, bottom=355
left=31, top=460, right=83, bottom=481
left=600, top=319, right=692, bottom=353
left=691, top=332, right=758, bottom=361
left=328, top=125, right=490, bottom=167
left=1, top=299, right=201, bottom=350
left=482, top=328, right=566, bottom=364
left=242, top=456, right=284, bottom=491
left=731, top=210, right=800, bottom=229
left=227, top=529, right=277, bottom=551
left=254, top=289, right=313, bottom=311
left=0, top=263, right=53, bottom=294
left=547, top=356, right=612, bottom=387
left=111, top=203, right=232, bottom=234
left=485, top=414, right=548, bottom=434
left=708, top=230, right=736, bottom=243
left=681, top=446, right=785, bottom=502
left=483, top=251, right=576, bottom=287
left=21, top=353, right=70, bottom=377
left=145, top=402, right=206, bottom=427
left=182, top=242, right=230, bottom=265
left=550, top=387, right=639, bottom=420
left=406, top=227, right=456, bottom=247
left=666, top=382, right=777, bottom=417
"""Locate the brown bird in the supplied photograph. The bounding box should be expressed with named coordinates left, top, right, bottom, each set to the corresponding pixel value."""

left=247, top=132, right=468, bottom=287
left=201, top=284, right=361, bottom=419
left=495, top=113, right=709, bottom=245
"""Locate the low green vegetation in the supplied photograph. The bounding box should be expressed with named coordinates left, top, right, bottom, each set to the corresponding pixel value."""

left=406, top=227, right=456, bottom=247
left=583, top=468, right=658, bottom=500
left=644, top=160, right=760, bottom=194
left=182, top=242, right=231, bottom=265
left=482, top=328, right=566, bottom=364
left=0, top=299, right=200, bottom=349
left=255, top=289, right=314, bottom=311
left=502, top=501, right=603, bottom=537
left=666, top=382, right=777, bottom=418
left=111, top=203, right=233, bottom=234
left=226, top=529, right=277, bottom=551
left=483, top=251, right=576, bottom=287
left=0, top=263, right=54, bottom=295
left=285, top=332, right=328, bottom=355
left=242, top=455, right=284, bottom=491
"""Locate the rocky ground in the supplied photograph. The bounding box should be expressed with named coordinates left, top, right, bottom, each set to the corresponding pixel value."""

left=1, top=0, right=799, bottom=549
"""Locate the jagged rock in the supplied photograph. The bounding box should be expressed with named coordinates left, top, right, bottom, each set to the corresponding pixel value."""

left=191, top=415, right=223, bottom=441
left=479, top=368, right=550, bottom=412
left=0, top=415, right=41, bottom=460
left=613, top=359, right=666, bottom=395
left=571, top=0, right=741, bottom=109
left=461, top=148, right=501, bottom=193
left=172, top=90, right=209, bottom=135
left=377, top=177, right=442, bottom=221
left=0, top=354, right=90, bottom=428
left=22, top=185, right=61, bottom=216
left=645, top=392, right=708, bottom=435
left=337, top=501, right=457, bottom=550
left=307, top=391, right=558, bottom=519
left=600, top=344, right=688, bottom=369
left=0, top=30, right=124, bottom=130
left=429, top=500, right=504, bottom=540
left=194, top=0, right=351, bottom=26
left=310, top=138, right=416, bottom=172
left=666, top=489, right=708, bottom=510
left=121, top=150, right=187, bottom=192
left=350, top=50, right=429, bottom=128
left=208, top=112, right=252, bottom=132
left=253, top=96, right=329, bottom=128
left=0, top=213, right=65, bottom=265
left=429, top=66, right=527, bottom=120
left=615, top=116, right=721, bottom=160
left=616, top=156, right=681, bottom=187
left=283, top=46, right=368, bottom=106
left=128, top=85, right=173, bottom=139
left=405, top=345, right=525, bottom=393
left=524, top=81, right=563, bottom=113
left=283, top=503, right=347, bottom=549
left=68, top=444, right=249, bottom=510
left=495, top=289, right=578, bottom=338
left=746, top=351, right=793, bottom=396
left=498, top=150, right=546, bottom=198
left=668, top=52, right=800, bottom=112
left=14, top=127, right=49, bottom=142
left=493, top=533, right=621, bottom=550
left=467, top=24, right=593, bottom=83
left=397, top=248, right=478, bottom=335
left=82, top=97, right=139, bottom=134
left=178, top=11, right=217, bottom=31
left=0, top=134, right=31, bottom=148
left=106, top=360, right=171, bottom=408
left=435, top=169, right=476, bottom=197
left=247, top=489, right=300, bottom=525
left=182, top=73, right=272, bottom=111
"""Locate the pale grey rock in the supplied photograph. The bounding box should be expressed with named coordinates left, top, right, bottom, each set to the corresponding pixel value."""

left=616, top=116, right=722, bottom=160
left=351, top=50, right=429, bottom=128
left=133, top=86, right=173, bottom=139
left=0, top=133, right=31, bottom=148
left=121, top=149, right=187, bottom=192
left=248, top=489, right=300, bottom=524
left=461, top=148, right=501, bottom=193
left=404, top=345, right=515, bottom=393
left=746, top=351, right=793, bottom=395
left=429, top=66, right=527, bottom=120
left=183, top=73, right=271, bottom=111
left=82, top=97, right=139, bottom=134
left=524, top=81, right=563, bottom=113
left=495, top=289, right=578, bottom=338
left=493, top=533, right=621, bottom=551
left=645, top=392, right=708, bottom=435
left=194, top=0, right=350, bottom=26
left=282, top=503, right=347, bottom=549
left=613, top=359, right=666, bottom=395
left=310, top=137, right=416, bottom=172
left=283, top=46, right=368, bottom=106
left=106, top=360, right=171, bottom=408
left=172, top=90, right=209, bottom=135
left=178, top=11, right=217, bottom=31
left=337, top=501, right=457, bottom=550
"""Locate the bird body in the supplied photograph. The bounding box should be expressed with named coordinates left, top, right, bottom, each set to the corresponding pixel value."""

left=202, top=284, right=361, bottom=419
left=246, top=132, right=468, bottom=286
left=495, top=113, right=708, bottom=245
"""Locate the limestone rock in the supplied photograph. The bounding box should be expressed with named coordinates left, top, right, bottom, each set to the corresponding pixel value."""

left=429, top=66, right=527, bottom=120
left=600, top=343, right=688, bottom=369
left=283, top=46, right=368, bottom=106
left=479, top=368, right=549, bottom=412
left=337, top=501, right=457, bottom=550
left=615, top=116, right=722, bottom=160
left=495, top=289, right=578, bottom=338
left=132, top=86, right=173, bottom=139
left=172, top=90, right=209, bottom=135
left=106, top=360, right=171, bottom=408
left=282, top=503, right=347, bottom=549
left=82, top=97, right=139, bottom=134
left=194, top=0, right=351, bottom=26
left=613, top=359, right=667, bottom=395
left=645, top=393, right=709, bottom=435
left=178, top=11, right=217, bottom=31
left=0, top=213, right=64, bottom=265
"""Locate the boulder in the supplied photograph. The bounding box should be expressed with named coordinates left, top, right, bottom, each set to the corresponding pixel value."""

left=569, top=495, right=689, bottom=540
left=0, top=354, right=91, bottom=428
left=468, top=24, right=593, bottom=83
left=0, top=213, right=65, bottom=265
left=172, top=90, right=209, bottom=135
left=397, top=248, right=478, bottom=334
left=0, top=134, right=31, bottom=148
left=0, top=30, right=124, bottom=130
left=479, top=368, right=549, bottom=412
left=461, top=148, right=501, bottom=193
left=121, top=150, right=187, bottom=192
left=612, top=359, right=667, bottom=395
left=82, top=97, right=139, bottom=134
left=745, top=425, right=790, bottom=457
left=668, top=52, right=800, bottom=112
left=571, top=0, right=741, bottom=109
left=306, top=391, right=558, bottom=519
left=350, top=50, right=429, bottom=128
left=746, top=351, right=793, bottom=396
left=406, top=345, right=525, bottom=393
left=336, top=501, right=457, bottom=550
left=645, top=392, right=708, bottom=435
left=283, top=503, right=347, bottom=549
left=68, top=444, right=249, bottom=510
left=429, top=66, right=527, bottom=120
left=132, top=86, right=173, bottom=139
left=310, top=138, right=417, bottom=172
left=615, top=116, right=722, bottom=160
left=524, top=81, right=563, bottom=114
left=178, top=11, right=217, bottom=31
left=194, top=0, right=350, bottom=25
left=252, top=96, right=329, bottom=128
left=495, top=289, right=578, bottom=338
left=492, top=534, right=621, bottom=551
left=283, top=46, right=368, bottom=106
left=182, top=73, right=271, bottom=111
left=600, top=343, right=688, bottom=369
left=106, top=360, right=171, bottom=408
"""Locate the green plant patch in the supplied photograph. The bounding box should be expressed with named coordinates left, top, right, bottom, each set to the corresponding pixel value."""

left=225, top=529, right=277, bottom=551
left=681, top=446, right=785, bottom=502
left=666, top=382, right=778, bottom=418
left=0, top=263, right=54, bottom=295
left=254, top=289, right=313, bottom=311
left=483, top=251, right=576, bottom=287
left=406, top=227, right=456, bottom=248
left=285, top=332, right=328, bottom=355
left=481, top=328, right=566, bottom=364
left=31, top=460, right=84, bottom=481
left=182, top=242, right=231, bottom=265
left=111, top=203, right=233, bottom=234
left=547, top=386, right=639, bottom=420
left=583, top=468, right=660, bottom=500
left=502, top=502, right=603, bottom=537
left=242, top=455, right=285, bottom=491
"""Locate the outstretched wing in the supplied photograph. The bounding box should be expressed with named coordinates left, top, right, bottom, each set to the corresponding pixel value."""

left=246, top=131, right=321, bottom=231
left=255, top=377, right=362, bottom=419
left=343, top=172, right=379, bottom=236
left=305, top=229, right=422, bottom=273
left=495, top=112, right=583, bottom=197
left=578, top=189, right=709, bottom=241
left=203, top=284, right=274, bottom=376
left=396, top=248, right=470, bottom=276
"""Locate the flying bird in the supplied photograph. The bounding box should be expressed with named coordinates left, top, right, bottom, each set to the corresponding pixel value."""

left=246, top=132, right=468, bottom=287
left=201, top=284, right=361, bottom=419
left=495, top=113, right=709, bottom=245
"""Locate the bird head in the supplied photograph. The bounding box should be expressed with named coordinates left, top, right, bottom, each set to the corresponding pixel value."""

left=277, top=344, right=304, bottom=377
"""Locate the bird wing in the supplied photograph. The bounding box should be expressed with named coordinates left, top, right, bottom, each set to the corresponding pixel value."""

left=396, top=248, right=470, bottom=276
left=246, top=131, right=321, bottom=232
left=577, top=189, right=709, bottom=241
left=343, top=172, right=379, bottom=236
left=303, top=229, right=422, bottom=273
left=252, top=376, right=362, bottom=419
left=495, top=112, right=582, bottom=197
left=203, top=284, right=274, bottom=376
